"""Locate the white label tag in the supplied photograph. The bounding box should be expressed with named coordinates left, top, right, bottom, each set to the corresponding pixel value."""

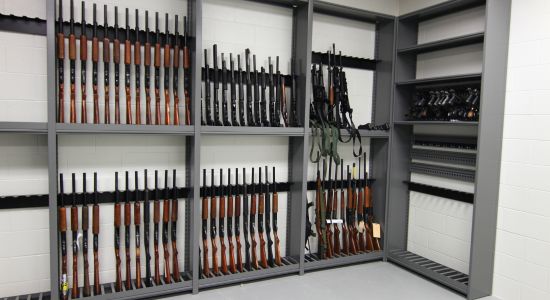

left=326, top=219, right=343, bottom=224
left=358, top=221, right=365, bottom=232
left=373, top=223, right=381, bottom=238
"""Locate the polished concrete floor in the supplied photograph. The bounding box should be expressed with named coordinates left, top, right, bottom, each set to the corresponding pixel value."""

left=163, top=261, right=498, bottom=300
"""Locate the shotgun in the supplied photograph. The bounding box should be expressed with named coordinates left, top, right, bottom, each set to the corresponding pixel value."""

left=357, top=157, right=365, bottom=252
left=82, top=173, right=91, bottom=296
left=71, top=173, right=79, bottom=298
left=258, top=167, right=268, bottom=268
left=92, top=173, right=100, bottom=295
left=250, top=168, right=258, bottom=269
left=227, top=169, right=236, bottom=273
left=154, top=13, right=161, bottom=125
left=144, top=169, right=152, bottom=286
left=103, top=5, right=110, bottom=124
left=124, top=172, right=132, bottom=290
left=59, top=174, right=68, bottom=300
left=204, top=49, right=213, bottom=125
left=183, top=16, right=191, bottom=125
left=134, top=10, right=141, bottom=125
left=114, top=172, right=122, bottom=291
left=235, top=168, right=243, bottom=272
left=268, top=58, right=275, bottom=127
left=237, top=55, right=245, bottom=126
left=57, top=0, right=65, bottom=123
left=80, top=2, right=87, bottom=124
left=315, top=160, right=326, bottom=259
left=260, top=66, right=269, bottom=127
left=92, top=4, right=99, bottom=124
left=341, top=160, right=348, bottom=255
left=163, top=14, right=171, bottom=125
left=69, top=0, right=76, bottom=123
left=272, top=167, right=281, bottom=266
left=242, top=168, right=251, bottom=271
left=229, top=54, right=239, bottom=126
left=245, top=49, right=254, bottom=126
left=124, top=9, right=132, bottom=125
left=213, top=45, right=222, bottom=126
left=362, top=153, right=374, bottom=252
left=290, top=58, right=300, bottom=127
left=279, top=57, right=288, bottom=127
left=325, top=160, right=333, bottom=258
left=221, top=54, right=231, bottom=126
left=153, top=171, right=161, bottom=285
left=275, top=57, right=283, bottom=127
left=172, top=16, right=180, bottom=125
left=210, top=169, right=219, bottom=275
left=348, top=165, right=358, bottom=254
left=113, top=7, right=121, bottom=124
left=134, top=172, right=142, bottom=288
left=144, top=12, right=152, bottom=125
left=219, top=169, right=229, bottom=274
left=333, top=161, right=340, bottom=255
left=163, top=170, right=172, bottom=283
left=264, top=166, right=274, bottom=267
left=202, top=170, right=210, bottom=278
left=253, top=55, right=261, bottom=127
left=171, top=169, right=181, bottom=282
left=353, top=164, right=361, bottom=252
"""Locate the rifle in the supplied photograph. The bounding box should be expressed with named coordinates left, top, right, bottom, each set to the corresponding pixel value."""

left=357, top=157, right=366, bottom=252
left=279, top=57, right=289, bottom=127
left=353, top=164, right=361, bottom=251
left=153, top=171, right=161, bottom=285
left=227, top=169, right=236, bottom=273
left=183, top=16, right=191, bottom=125
left=134, top=10, right=141, bottom=125
left=235, top=168, right=244, bottom=272
left=134, top=172, right=142, bottom=288
left=304, top=201, right=315, bottom=254
left=253, top=55, right=261, bottom=127
left=264, top=166, right=274, bottom=267
left=258, top=167, right=268, bottom=268
left=124, top=172, right=132, bottom=290
left=219, top=169, right=229, bottom=274
left=290, top=58, right=300, bottom=127
left=260, top=66, right=269, bottom=127
left=341, top=160, right=348, bottom=255
left=163, top=170, right=172, bottom=283
left=272, top=167, right=282, bottom=266
left=210, top=169, right=219, bottom=275
left=103, top=5, right=110, bottom=124
left=92, top=173, right=100, bottom=295
left=213, top=45, right=222, bottom=126
left=275, top=57, right=282, bottom=127
left=144, top=170, right=152, bottom=286
left=164, top=14, right=171, bottom=125
left=268, top=58, right=276, bottom=127
left=250, top=168, right=258, bottom=269
left=348, top=165, right=358, bottom=254
left=144, top=12, right=152, bottom=125
left=80, top=2, right=87, bottom=123
left=204, top=49, right=213, bottom=125
left=202, top=170, right=210, bottom=278
left=229, top=54, right=239, bottom=126
left=113, top=7, right=121, bottom=124
left=172, top=16, right=180, bottom=126
left=123, top=9, right=132, bottom=125
left=114, top=172, right=122, bottom=291
left=315, top=160, right=327, bottom=259
left=69, top=0, right=76, bottom=123
left=242, top=168, right=251, bottom=271
left=325, top=160, right=333, bottom=258
left=238, top=55, right=245, bottom=126
left=362, top=153, right=374, bottom=252
left=333, top=161, right=340, bottom=256
left=82, top=173, right=91, bottom=296
left=71, top=173, right=79, bottom=298
left=57, top=0, right=65, bottom=123
left=92, top=4, right=99, bottom=124
left=172, top=169, right=181, bottom=282
left=221, top=54, right=231, bottom=126
left=59, top=174, right=68, bottom=300
left=154, top=13, right=161, bottom=125
left=245, top=49, right=254, bottom=126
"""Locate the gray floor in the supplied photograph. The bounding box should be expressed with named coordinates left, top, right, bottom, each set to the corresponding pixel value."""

left=163, top=262, right=495, bottom=300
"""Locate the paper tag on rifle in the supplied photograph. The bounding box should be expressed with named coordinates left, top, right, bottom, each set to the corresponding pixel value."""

left=358, top=221, right=365, bottom=232
left=373, top=223, right=381, bottom=238
left=60, top=274, right=68, bottom=294
left=326, top=219, right=343, bottom=224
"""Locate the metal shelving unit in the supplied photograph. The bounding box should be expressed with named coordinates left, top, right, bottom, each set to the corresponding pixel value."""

left=0, top=0, right=511, bottom=299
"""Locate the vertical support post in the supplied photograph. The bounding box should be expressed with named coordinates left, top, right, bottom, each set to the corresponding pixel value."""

left=468, top=0, right=511, bottom=298
left=47, top=0, right=59, bottom=299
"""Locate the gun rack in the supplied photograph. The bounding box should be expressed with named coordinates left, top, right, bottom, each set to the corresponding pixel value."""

left=0, top=0, right=510, bottom=299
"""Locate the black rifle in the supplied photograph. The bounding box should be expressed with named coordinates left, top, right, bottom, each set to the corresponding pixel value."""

left=235, top=168, right=243, bottom=272
left=113, top=7, right=121, bottom=124
left=258, top=167, right=267, bottom=268
left=172, top=169, right=181, bottom=282
left=92, top=173, right=100, bottom=295
left=153, top=171, right=161, bottom=285
left=134, top=172, right=142, bottom=288
left=82, top=173, right=91, bottom=296
left=92, top=4, right=99, bottom=124
left=242, top=168, right=251, bottom=271
left=272, top=167, right=281, bottom=266
left=154, top=13, right=161, bottom=125
left=250, top=168, right=258, bottom=269
left=103, top=5, right=110, bottom=124
left=237, top=55, right=245, bottom=126
left=69, top=0, right=76, bottom=123
left=290, top=58, right=300, bottom=127
left=275, top=57, right=282, bottom=127
left=278, top=56, right=288, bottom=127
left=124, top=171, right=132, bottom=290
left=144, top=11, right=152, bottom=125
left=210, top=169, right=219, bottom=275
left=80, top=2, right=87, bottom=124
left=260, top=66, right=269, bottom=126
left=213, top=45, right=222, bottom=126
left=227, top=169, right=236, bottom=273
left=204, top=49, right=213, bottom=125
left=202, top=170, right=210, bottom=278
left=124, top=8, right=132, bottom=125
left=59, top=174, right=68, bottom=300
left=265, top=166, right=274, bottom=267
left=71, top=173, right=79, bottom=298
left=245, top=49, right=254, bottom=126
left=183, top=16, right=192, bottom=126
left=229, top=54, right=239, bottom=126
left=114, top=172, right=122, bottom=291
left=144, top=170, right=152, bottom=286
left=57, top=0, right=65, bottom=123
left=268, top=58, right=276, bottom=127
left=163, top=14, right=171, bottom=125
left=253, top=55, right=261, bottom=126
left=304, top=201, right=315, bottom=254
left=163, top=170, right=172, bottom=283
left=134, top=10, right=141, bottom=125
left=219, top=169, right=228, bottom=274
left=221, top=54, right=231, bottom=126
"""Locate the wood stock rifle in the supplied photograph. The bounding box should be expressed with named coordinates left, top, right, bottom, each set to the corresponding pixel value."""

left=357, top=158, right=366, bottom=252
left=163, top=14, right=171, bottom=125
left=103, top=5, right=110, bottom=124
left=113, top=7, right=121, bottom=124
left=92, top=173, right=100, bottom=295
left=242, top=168, right=251, bottom=271
left=71, top=173, right=79, bottom=298
left=92, top=4, right=99, bottom=124
left=59, top=174, right=68, bottom=300
left=202, top=170, right=210, bottom=278
left=235, top=168, right=244, bottom=272
left=264, top=166, right=274, bottom=267
left=183, top=16, right=191, bottom=125
left=80, top=2, right=87, bottom=124
left=124, top=171, right=132, bottom=290
left=144, top=12, right=152, bottom=125
left=333, top=161, right=340, bottom=255
left=219, top=169, right=229, bottom=274
left=154, top=13, right=161, bottom=125
left=172, top=16, right=180, bottom=125
left=134, top=172, right=142, bottom=288
left=163, top=170, right=172, bottom=283
left=114, top=172, right=123, bottom=291
left=144, top=169, right=152, bottom=286
left=340, top=159, right=348, bottom=255
left=171, top=170, right=181, bottom=282
left=272, top=167, right=282, bottom=266
left=227, top=169, right=236, bottom=273
left=210, top=169, right=219, bottom=275
left=134, top=10, right=141, bottom=125
left=250, top=168, right=258, bottom=269
left=82, top=173, right=91, bottom=297
left=69, top=0, right=76, bottom=123
left=153, top=171, right=161, bottom=285
left=258, top=167, right=268, bottom=268
left=325, top=159, right=334, bottom=258
left=57, top=0, right=65, bottom=123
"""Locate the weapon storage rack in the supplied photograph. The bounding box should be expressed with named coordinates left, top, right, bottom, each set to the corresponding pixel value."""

left=0, top=0, right=510, bottom=299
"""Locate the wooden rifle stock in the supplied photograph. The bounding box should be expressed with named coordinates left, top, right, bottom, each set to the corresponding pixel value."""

left=227, top=185, right=236, bottom=273
left=202, top=171, right=210, bottom=277
left=82, top=174, right=91, bottom=297
left=59, top=174, right=68, bottom=300
left=171, top=170, right=181, bottom=282
left=273, top=191, right=282, bottom=266
left=219, top=185, right=228, bottom=274
left=183, top=16, right=191, bottom=125
left=124, top=172, right=132, bottom=290
left=172, top=16, right=180, bottom=126
left=70, top=174, right=79, bottom=299
left=113, top=11, right=121, bottom=124
left=357, top=182, right=365, bottom=252
left=134, top=172, right=142, bottom=289
left=103, top=5, right=110, bottom=124
left=258, top=193, right=267, bottom=268
left=234, top=172, right=243, bottom=272
left=57, top=19, right=65, bottom=123
left=154, top=13, right=161, bottom=125
left=92, top=173, right=100, bottom=295
left=250, top=170, right=258, bottom=269
left=69, top=4, right=76, bottom=124
left=92, top=4, right=99, bottom=124
left=210, top=172, right=219, bottom=275
left=333, top=164, right=340, bottom=256
left=114, top=173, right=122, bottom=292
left=134, top=11, right=141, bottom=125
left=144, top=12, right=152, bottom=125
left=164, top=14, right=171, bottom=126
left=80, top=2, right=87, bottom=124
left=153, top=171, right=161, bottom=285
left=325, top=165, right=333, bottom=258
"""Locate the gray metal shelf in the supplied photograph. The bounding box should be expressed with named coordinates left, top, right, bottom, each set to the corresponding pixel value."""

left=313, top=0, right=394, bottom=23
left=201, top=126, right=305, bottom=136
left=55, top=123, right=195, bottom=135
left=397, top=32, right=485, bottom=54
left=0, top=121, right=47, bottom=133
left=304, top=251, right=384, bottom=271
left=396, top=73, right=482, bottom=87
left=399, top=0, right=486, bottom=22
left=394, top=121, right=478, bottom=126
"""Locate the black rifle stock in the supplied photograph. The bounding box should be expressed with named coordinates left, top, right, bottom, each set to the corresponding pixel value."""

left=202, top=170, right=211, bottom=278
left=92, top=4, right=99, bottom=124
left=124, top=8, right=132, bottom=125
left=245, top=49, right=254, bottom=126
left=171, top=170, right=181, bottom=282
left=69, top=0, right=76, bottom=123
left=258, top=167, right=268, bottom=268
left=134, top=10, right=142, bottom=125
left=213, top=45, right=222, bottom=126
left=253, top=55, right=261, bottom=127
left=250, top=168, right=258, bottom=269
left=230, top=54, right=239, bottom=126
left=204, top=49, right=213, bottom=125
left=103, top=5, right=110, bottom=124
left=134, top=172, right=142, bottom=288
left=210, top=169, right=219, bottom=275
left=57, top=0, right=65, bottom=123
left=113, top=7, right=121, bottom=124
left=235, top=168, right=243, bottom=272
left=221, top=54, right=231, bottom=126
left=237, top=55, right=245, bottom=126
left=219, top=169, right=229, bottom=274
left=163, top=14, right=171, bottom=125
left=163, top=170, right=172, bottom=283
